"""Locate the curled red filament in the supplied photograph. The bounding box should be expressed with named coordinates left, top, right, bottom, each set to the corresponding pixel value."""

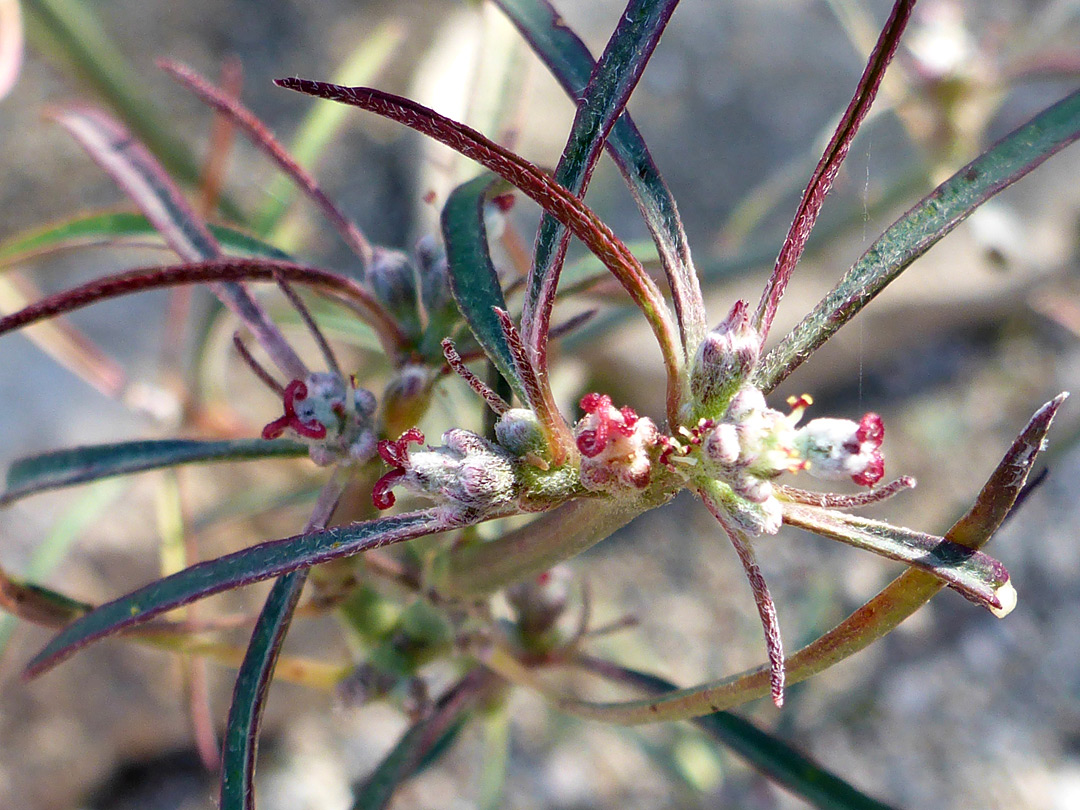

left=262, top=380, right=327, bottom=440
left=372, top=429, right=425, bottom=509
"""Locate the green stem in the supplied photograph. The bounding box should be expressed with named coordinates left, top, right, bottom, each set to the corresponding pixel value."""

left=438, top=493, right=666, bottom=597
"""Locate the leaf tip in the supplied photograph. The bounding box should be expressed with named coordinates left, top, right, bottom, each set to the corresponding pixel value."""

left=989, top=580, right=1017, bottom=619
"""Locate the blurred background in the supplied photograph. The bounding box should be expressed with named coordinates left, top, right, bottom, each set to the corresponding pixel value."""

left=1, top=0, right=1080, bottom=808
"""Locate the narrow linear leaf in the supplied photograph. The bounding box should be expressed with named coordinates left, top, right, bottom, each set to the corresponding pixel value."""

left=495, top=0, right=705, bottom=355
left=518, top=396, right=1064, bottom=724
left=2, top=438, right=306, bottom=507
left=0, top=211, right=291, bottom=269
left=520, top=0, right=686, bottom=360
left=781, top=503, right=1014, bottom=615
left=0, top=257, right=407, bottom=357
left=611, top=666, right=900, bottom=810
left=754, top=0, right=915, bottom=339
left=21, top=0, right=207, bottom=193
left=274, top=78, right=683, bottom=417
left=0, top=273, right=127, bottom=398
left=24, top=507, right=485, bottom=678
left=52, top=105, right=307, bottom=379
left=440, top=174, right=528, bottom=402
left=477, top=700, right=511, bottom=810
left=756, top=88, right=1080, bottom=391
left=220, top=570, right=308, bottom=810
left=220, top=470, right=347, bottom=810
left=161, top=60, right=375, bottom=269
left=352, top=669, right=493, bottom=810
left=700, top=483, right=785, bottom=707
left=53, top=106, right=221, bottom=259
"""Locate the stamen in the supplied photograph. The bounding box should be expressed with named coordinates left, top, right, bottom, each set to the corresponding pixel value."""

left=261, top=379, right=326, bottom=440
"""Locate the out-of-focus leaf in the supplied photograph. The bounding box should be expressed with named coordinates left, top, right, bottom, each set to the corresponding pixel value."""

left=51, top=105, right=307, bottom=379
left=496, top=0, right=705, bottom=355
left=2, top=438, right=307, bottom=506
left=0, top=273, right=127, bottom=398
left=612, top=666, right=900, bottom=810
left=0, top=0, right=22, bottom=99
left=440, top=173, right=527, bottom=403
left=21, top=0, right=207, bottom=194
left=257, top=19, right=404, bottom=236
left=24, top=507, right=471, bottom=678
left=220, top=570, right=308, bottom=810
left=161, top=60, right=375, bottom=270
left=351, top=669, right=492, bottom=810
left=0, top=211, right=291, bottom=269
left=477, top=699, right=511, bottom=810
left=756, top=88, right=1080, bottom=391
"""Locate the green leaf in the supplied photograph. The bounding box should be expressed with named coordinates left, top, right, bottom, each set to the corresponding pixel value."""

left=781, top=503, right=1013, bottom=615
left=21, top=0, right=210, bottom=198
left=0, top=480, right=125, bottom=662
left=440, top=173, right=528, bottom=403
left=221, top=570, right=308, bottom=810
left=2, top=438, right=308, bottom=506
left=0, top=211, right=291, bottom=269
left=518, top=0, right=694, bottom=355
left=24, top=508, right=452, bottom=678
left=615, top=666, right=900, bottom=810
left=496, top=0, right=705, bottom=354
left=351, top=669, right=492, bottom=810
left=756, top=88, right=1080, bottom=391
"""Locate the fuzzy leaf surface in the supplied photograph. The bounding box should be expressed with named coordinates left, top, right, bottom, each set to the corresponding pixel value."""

left=2, top=439, right=307, bottom=506
left=756, top=88, right=1080, bottom=391
left=25, top=509, right=451, bottom=677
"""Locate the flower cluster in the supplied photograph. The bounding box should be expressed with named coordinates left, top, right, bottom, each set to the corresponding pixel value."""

left=682, top=386, right=885, bottom=534
left=372, top=428, right=519, bottom=517
left=573, top=393, right=661, bottom=493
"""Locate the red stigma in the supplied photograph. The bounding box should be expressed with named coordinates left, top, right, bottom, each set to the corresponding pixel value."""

left=372, top=429, right=425, bottom=509
left=372, top=469, right=405, bottom=509
left=261, top=380, right=327, bottom=440
left=377, top=428, right=425, bottom=466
